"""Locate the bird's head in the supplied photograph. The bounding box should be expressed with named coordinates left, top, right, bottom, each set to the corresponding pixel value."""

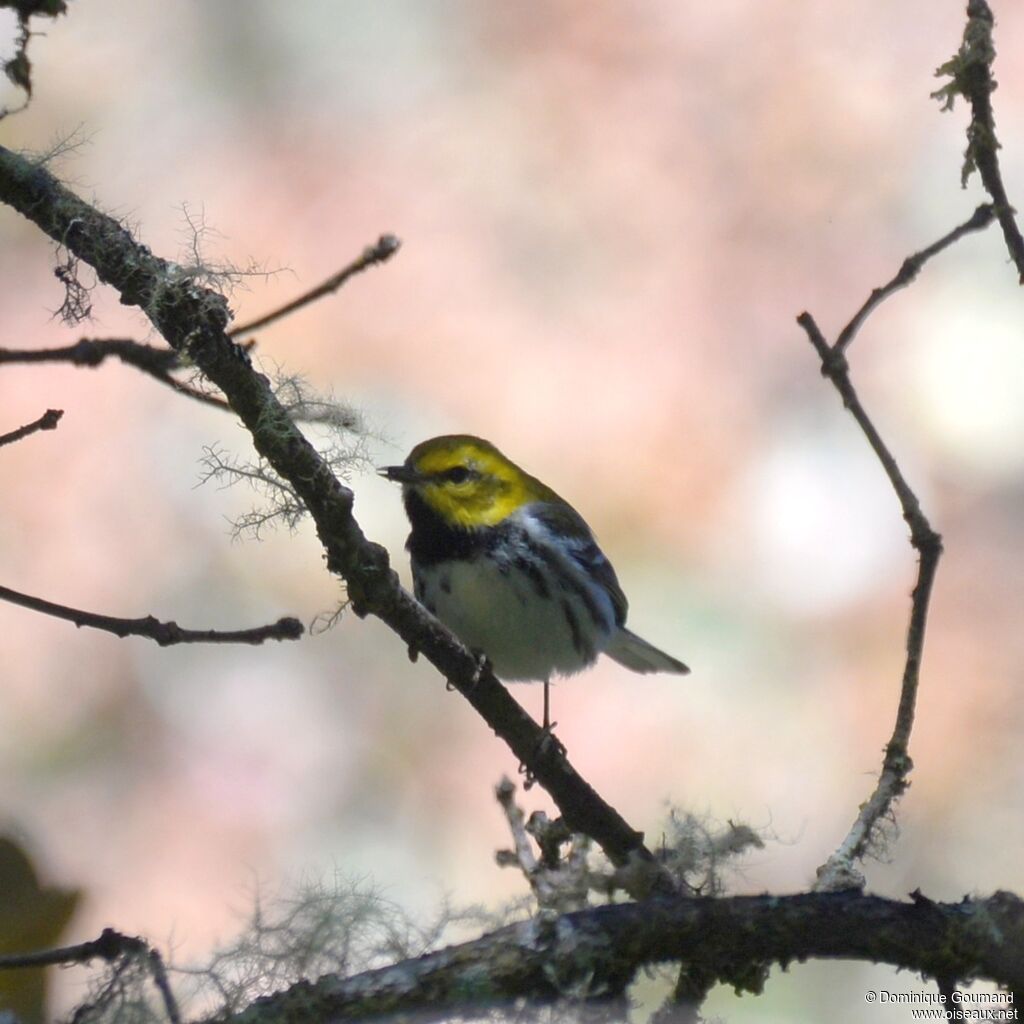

left=378, top=435, right=556, bottom=528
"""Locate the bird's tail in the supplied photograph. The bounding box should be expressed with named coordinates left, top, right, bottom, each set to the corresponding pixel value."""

left=604, top=628, right=689, bottom=675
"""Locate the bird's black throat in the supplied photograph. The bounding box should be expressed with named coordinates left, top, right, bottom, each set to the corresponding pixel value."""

left=403, top=490, right=495, bottom=566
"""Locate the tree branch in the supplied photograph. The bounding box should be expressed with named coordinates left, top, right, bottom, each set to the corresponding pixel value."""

left=0, top=0, right=67, bottom=119
left=834, top=204, right=994, bottom=356
left=799, top=309, right=941, bottom=890
left=227, top=234, right=401, bottom=339
left=934, top=0, right=1024, bottom=282
left=0, top=583, right=303, bottom=646
left=495, top=776, right=595, bottom=913
left=0, top=145, right=665, bottom=882
left=652, top=966, right=715, bottom=1024
left=225, top=890, right=1024, bottom=1023
left=0, top=406, right=62, bottom=447
left=0, top=336, right=234, bottom=411
left=797, top=211, right=983, bottom=888
left=0, top=927, right=181, bottom=1024
left=0, top=336, right=177, bottom=371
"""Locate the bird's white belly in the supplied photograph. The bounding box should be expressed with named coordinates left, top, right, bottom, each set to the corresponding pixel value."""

left=416, top=557, right=610, bottom=681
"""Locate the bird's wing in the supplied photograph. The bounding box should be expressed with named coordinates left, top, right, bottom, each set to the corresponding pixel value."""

left=527, top=501, right=629, bottom=627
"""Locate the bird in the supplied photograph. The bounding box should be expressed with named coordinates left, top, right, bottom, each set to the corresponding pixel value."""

left=379, top=435, right=689, bottom=730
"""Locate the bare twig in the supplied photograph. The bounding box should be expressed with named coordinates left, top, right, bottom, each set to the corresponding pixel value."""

left=649, top=966, right=716, bottom=1024
left=933, top=0, right=1024, bottom=282
left=801, top=309, right=942, bottom=890
left=0, top=336, right=176, bottom=370
left=834, top=204, right=994, bottom=355
left=0, top=336, right=233, bottom=411
left=0, top=927, right=181, bottom=1024
left=227, top=234, right=401, bottom=339
left=0, top=407, right=63, bottom=447
left=800, top=254, right=947, bottom=889
left=0, top=583, right=303, bottom=646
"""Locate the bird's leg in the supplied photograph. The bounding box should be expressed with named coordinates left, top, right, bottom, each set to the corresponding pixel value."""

left=541, top=680, right=562, bottom=741
left=518, top=680, right=566, bottom=788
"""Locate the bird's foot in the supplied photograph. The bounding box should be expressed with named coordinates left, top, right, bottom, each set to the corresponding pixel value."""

left=469, top=649, right=490, bottom=687
left=517, top=723, right=568, bottom=790
left=446, top=650, right=490, bottom=692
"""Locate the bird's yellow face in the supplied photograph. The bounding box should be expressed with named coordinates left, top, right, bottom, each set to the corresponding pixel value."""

left=379, top=435, right=555, bottom=528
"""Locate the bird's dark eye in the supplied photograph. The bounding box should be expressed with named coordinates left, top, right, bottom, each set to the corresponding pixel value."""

left=445, top=466, right=471, bottom=484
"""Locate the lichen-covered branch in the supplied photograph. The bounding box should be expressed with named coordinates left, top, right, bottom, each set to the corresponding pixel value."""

left=225, top=890, right=1024, bottom=1023
left=0, top=143, right=665, bottom=881
left=933, top=0, right=1024, bottom=282
left=495, top=776, right=595, bottom=914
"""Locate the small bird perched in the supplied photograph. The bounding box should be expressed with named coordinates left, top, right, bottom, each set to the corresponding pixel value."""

left=379, top=435, right=689, bottom=727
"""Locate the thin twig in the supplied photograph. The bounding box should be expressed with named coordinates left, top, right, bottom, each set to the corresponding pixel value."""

left=227, top=234, right=401, bottom=339
left=799, top=294, right=943, bottom=890
left=0, top=336, right=233, bottom=411
left=0, top=337, right=177, bottom=370
left=0, top=927, right=181, bottom=1024
left=145, top=948, right=182, bottom=1024
left=835, top=204, right=994, bottom=355
left=0, top=928, right=137, bottom=971
left=0, top=407, right=63, bottom=447
left=495, top=776, right=542, bottom=878
left=0, top=583, right=303, bottom=646
left=649, top=965, right=715, bottom=1024
left=0, top=338, right=350, bottom=421
left=933, top=0, right=1024, bottom=282
left=495, top=776, right=592, bottom=911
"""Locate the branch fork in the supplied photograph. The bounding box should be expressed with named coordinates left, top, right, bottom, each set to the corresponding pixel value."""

left=799, top=206, right=995, bottom=890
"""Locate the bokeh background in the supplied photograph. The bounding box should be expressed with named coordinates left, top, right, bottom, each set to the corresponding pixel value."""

left=2, top=2, right=1023, bottom=1021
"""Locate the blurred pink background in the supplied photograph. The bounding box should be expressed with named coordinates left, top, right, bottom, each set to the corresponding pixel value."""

left=2, top=2, right=1023, bottom=1020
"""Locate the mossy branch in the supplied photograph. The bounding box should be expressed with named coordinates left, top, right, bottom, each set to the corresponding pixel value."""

left=223, top=890, right=1024, bottom=1023
left=933, top=0, right=1024, bottom=282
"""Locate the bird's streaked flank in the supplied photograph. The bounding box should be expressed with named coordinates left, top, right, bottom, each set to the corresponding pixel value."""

left=380, top=435, right=688, bottom=728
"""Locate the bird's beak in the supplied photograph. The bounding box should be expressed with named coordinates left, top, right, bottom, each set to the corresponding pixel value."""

left=377, top=464, right=420, bottom=484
